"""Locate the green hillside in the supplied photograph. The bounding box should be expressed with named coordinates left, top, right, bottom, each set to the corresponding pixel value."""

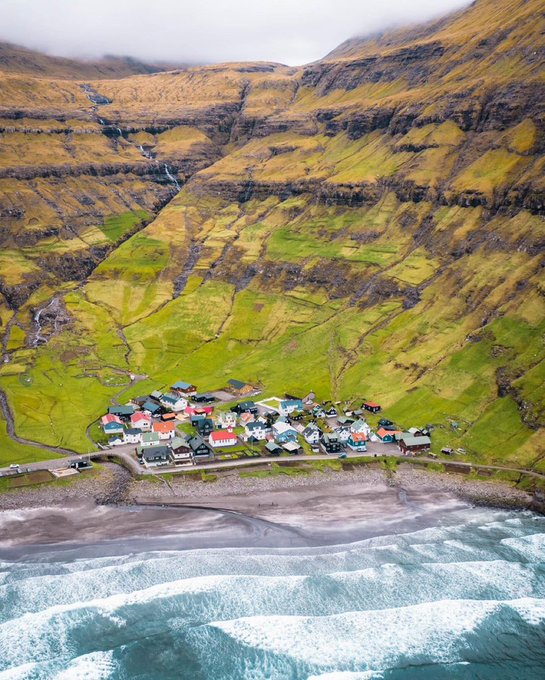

left=0, top=0, right=543, bottom=469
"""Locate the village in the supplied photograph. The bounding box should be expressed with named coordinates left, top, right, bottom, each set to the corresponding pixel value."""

left=100, top=378, right=434, bottom=469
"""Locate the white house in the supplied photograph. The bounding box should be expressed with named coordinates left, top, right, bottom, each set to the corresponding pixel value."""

left=159, top=393, right=188, bottom=413
left=272, top=421, right=298, bottom=443
left=279, top=399, right=304, bottom=416
left=209, top=430, right=238, bottom=448
left=123, top=428, right=143, bottom=445
left=350, top=419, right=372, bottom=436
left=108, top=434, right=124, bottom=447
left=141, top=432, right=161, bottom=447
left=153, top=421, right=176, bottom=440
left=335, top=426, right=351, bottom=443
left=303, top=424, right=321, bottom=445
left=218, top=411, right=237, bottom=428
left=131, top=412, right=152, bottom=431
left=245, top=420, right=269, bottom=441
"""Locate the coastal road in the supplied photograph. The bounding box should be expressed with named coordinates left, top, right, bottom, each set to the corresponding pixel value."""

left=3, top=446, right=545, bottom=483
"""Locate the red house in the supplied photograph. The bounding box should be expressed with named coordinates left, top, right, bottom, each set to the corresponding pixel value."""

left=185, top=405, right=214, bottom=417
left=209, top=429, right=238, bottom=448
left=363, top=401, right=381, bottom=413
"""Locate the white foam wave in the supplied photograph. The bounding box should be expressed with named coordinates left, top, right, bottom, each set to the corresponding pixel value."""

left=52, top=650, right=117, bottom=680
left=210, top=598, right=545, bottom=668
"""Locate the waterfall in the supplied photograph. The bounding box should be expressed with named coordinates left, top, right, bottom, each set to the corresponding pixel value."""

left=164, top=164, right=181, bottom=192
left=33, top=297, right=58, bottom=347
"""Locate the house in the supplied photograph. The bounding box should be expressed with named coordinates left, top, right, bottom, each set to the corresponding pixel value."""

left=377, top=427, right=402, bottom=443
left=159, top=393, right=188, bottom=413
left=303, top=424, right=321, bottom=445
left=363, top=401, right=381, bottom=413
left=264, top=441, right=282, bottom=456
left=193, top=393, right=216, bottom=403
left=130, top=396, right=149, bottom=408
left=140, top=445, right=170, bottom=467
left=103, top=421, right=125, bottom=436
left=325, top=407, right=338, bottom=418
left=279, top=399, right=304, bottom=416
left=101, top=414, right=122, bottom=426
left=218, top=411, right=237, bottom=428
left=347, top=432, right=367, bottom=452
left=172, top=380, right=197, bottom=398
left=191, top=414, right=206, bottom=427
left=408, top=427, right=425, bottom=437
left=282, top=441, right=303, bottom=455
left=141, top=432, right=161, bottom=447
left=272, top=421, right=298, bottom=443
left=161, top=412, right=177, bottom=422
left=123, top=428, right=143, bottom=445
left=108, top=434, right=124, bottom=447
left=232, top=401, right=258, bottom=415
left=228, top=379, right=254, bottom=396
left=170, top=436, right=193, bottom=464
left=186, top=405, right=214, bottom=417
left=143, top=400, right=161, bottom=416
left=321, top=433, right=342, bottom=454
left=153, top=421, right=176, bottom=440
left=351, top=419, right=371, bottom=436
left=150, top=390, right=163, bottom=401
left=399, top=435, right=431, bottom=455
left=209, top=429, right=238, bottom=448
left=239, top=412, right=255, bottom=426
left=337, top=415, right=354, bottom=426
left=131, top=412, right=152, bottom=431
left=245, top=420, right=269, bottom=441
left=188, top=435, right=214, bottom=460
left=108, top=404, right=135, bottom=419
left=196, top=418, right=214, bottom=436
left=335, top=426, right=351, bottom=443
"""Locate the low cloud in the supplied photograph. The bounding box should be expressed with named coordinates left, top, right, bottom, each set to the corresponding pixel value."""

left=0, top=0, right=471, bottom=66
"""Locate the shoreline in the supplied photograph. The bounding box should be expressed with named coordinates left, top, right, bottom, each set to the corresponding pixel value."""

left=0, top=463, right=542, bottom=559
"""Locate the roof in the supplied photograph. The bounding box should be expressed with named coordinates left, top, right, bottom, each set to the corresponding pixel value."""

left=377, top=427, right=402, bottom=438
left=131, top=412, right=150, bottom=422
left=282, top=441, right=302, bottom=452
left=142, top=432, right=160, bottom=443
left=153, top=421, right=176, bottom=433
left=210, top=430, right=237, bottom=442
left=102, top=414, right=122, bottom=425
left=171, top=435, right=190, bottom=449
left=401, top=435, right=432, bottom=447
left=229, top=379, right=248, bottom=390
left=273, top=421, right=296, bottom=435
left=350, top=432, right=368, bottom=442
left=142, top=446, right=170, bottom=460
left=143, top=400, right=161, bottom=413
left=246, top=421, right=267, bottom=431
left=161, top=393, right=182, bottom=404
left=237, top=401, right=256, bottom=410
left=150, top=390, right=163, bottom=400
left=108, top=405, right=134, bottom=416
left=104, top=421, right=124, bottom=430
left=125, top=428, right=142, bottom=435
left=172, top=381, right=195, bottom=390
left=364, top=402, right=381, bottom=408
left=265, top=441, right=281, bottom=452
left=303, top=424, right=320, bottom=436
left=188, top=435, right=211, bottom=452
left=281, top=399, right=302, bottom=408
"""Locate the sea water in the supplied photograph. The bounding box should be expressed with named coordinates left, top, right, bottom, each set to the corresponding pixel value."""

left=0, top=506, right=544, bottom=679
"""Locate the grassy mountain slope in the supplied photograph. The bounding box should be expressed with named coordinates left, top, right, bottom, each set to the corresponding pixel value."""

left=0, top=0, right=543, bottom=468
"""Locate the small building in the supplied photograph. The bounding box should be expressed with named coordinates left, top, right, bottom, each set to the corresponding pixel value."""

left=218, top=411, right=237, bottom=429
left=150, top=390, right=163, bottom=401
left=141, top=432, right=161, bottom=447
left=335, top=426, right=351, bottom=443
left=186, top=405, right=214, bottom=417
left=131, top=412, right=152, bottom=431
left=347, top=432, right=367, bottom=452
left=351, top=419, right=371, bottom=435
left=321, top=433, right=342, bottom=454
left=303, top=424, right=321, bottom=445
left=108, top=434, right=125, bottom=447
left=363, top=401, right=381, bottom=413
left=399, top=435, right=431, bottom=455
left=337, top=415, right=354, bottom=426
left=108, top=404, right=135, bottom=419
left=141, top=445, right=171, bottom=467
left=193, top=393, right=216, bottom=403
left=272, top=421, right=298, bottom=443
left=239, top=412, right=255, bottom=426
left=196, top=418, right=214, bottom=436
left=103, top=419, right=125, bottom=436
left=123, top=428, right=143, bottom=444
left=143, top=400, right=162, bottom=416
left=264, top=441, right=282, bottom=456
left=159, top=393, right=188, bottom=413
left=279, top=399, right=304, bottom=416
left=376, top=427, right=402, bottom=443
left=209, top=429, right=238, bottom=448
left=101, top=414, right=122, bottom=426
left=228, top=379, right=254, bottom=396
left=172, top=380, right=198, bottom=397
left=153, top=421, right=176, bottom=440
left=282, top=441, right=303, bottom=455
left=191, top=414, right=206, bottom=427
left=161, top=412, right=177, bottom=422
left=170, top=436, right=193, bottom=464
left=188, top=435, right=214, bottom=460
left=245, top=420, right=269, bottom=441
left=232, top=401, right=258, bottom=415
left=325, top=407, right=338, bottom=418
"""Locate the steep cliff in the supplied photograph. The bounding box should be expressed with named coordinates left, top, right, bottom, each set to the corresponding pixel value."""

left=0, top=0, right=544, bottom=468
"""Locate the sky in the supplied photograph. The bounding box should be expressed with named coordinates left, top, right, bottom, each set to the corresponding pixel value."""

left=0, top=0, right=471, bottom=66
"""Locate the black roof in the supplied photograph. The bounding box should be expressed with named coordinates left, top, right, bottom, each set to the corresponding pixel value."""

left=142, top=446, right=170, bottom=460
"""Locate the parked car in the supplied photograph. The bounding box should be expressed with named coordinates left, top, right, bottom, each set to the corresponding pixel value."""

left=441, top=447, right=454, bottom=455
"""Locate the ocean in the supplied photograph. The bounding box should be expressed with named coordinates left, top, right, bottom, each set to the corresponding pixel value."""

left=0, top=501, right=544, bottom=679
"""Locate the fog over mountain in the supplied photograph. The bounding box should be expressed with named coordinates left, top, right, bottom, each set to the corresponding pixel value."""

left=0, top=0, right=471, bottom=65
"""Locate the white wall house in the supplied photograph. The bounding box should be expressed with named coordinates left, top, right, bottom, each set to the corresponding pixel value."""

left=159, top=393, right=188, bottom=412
left=245, top=420, right=269, bottom=441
